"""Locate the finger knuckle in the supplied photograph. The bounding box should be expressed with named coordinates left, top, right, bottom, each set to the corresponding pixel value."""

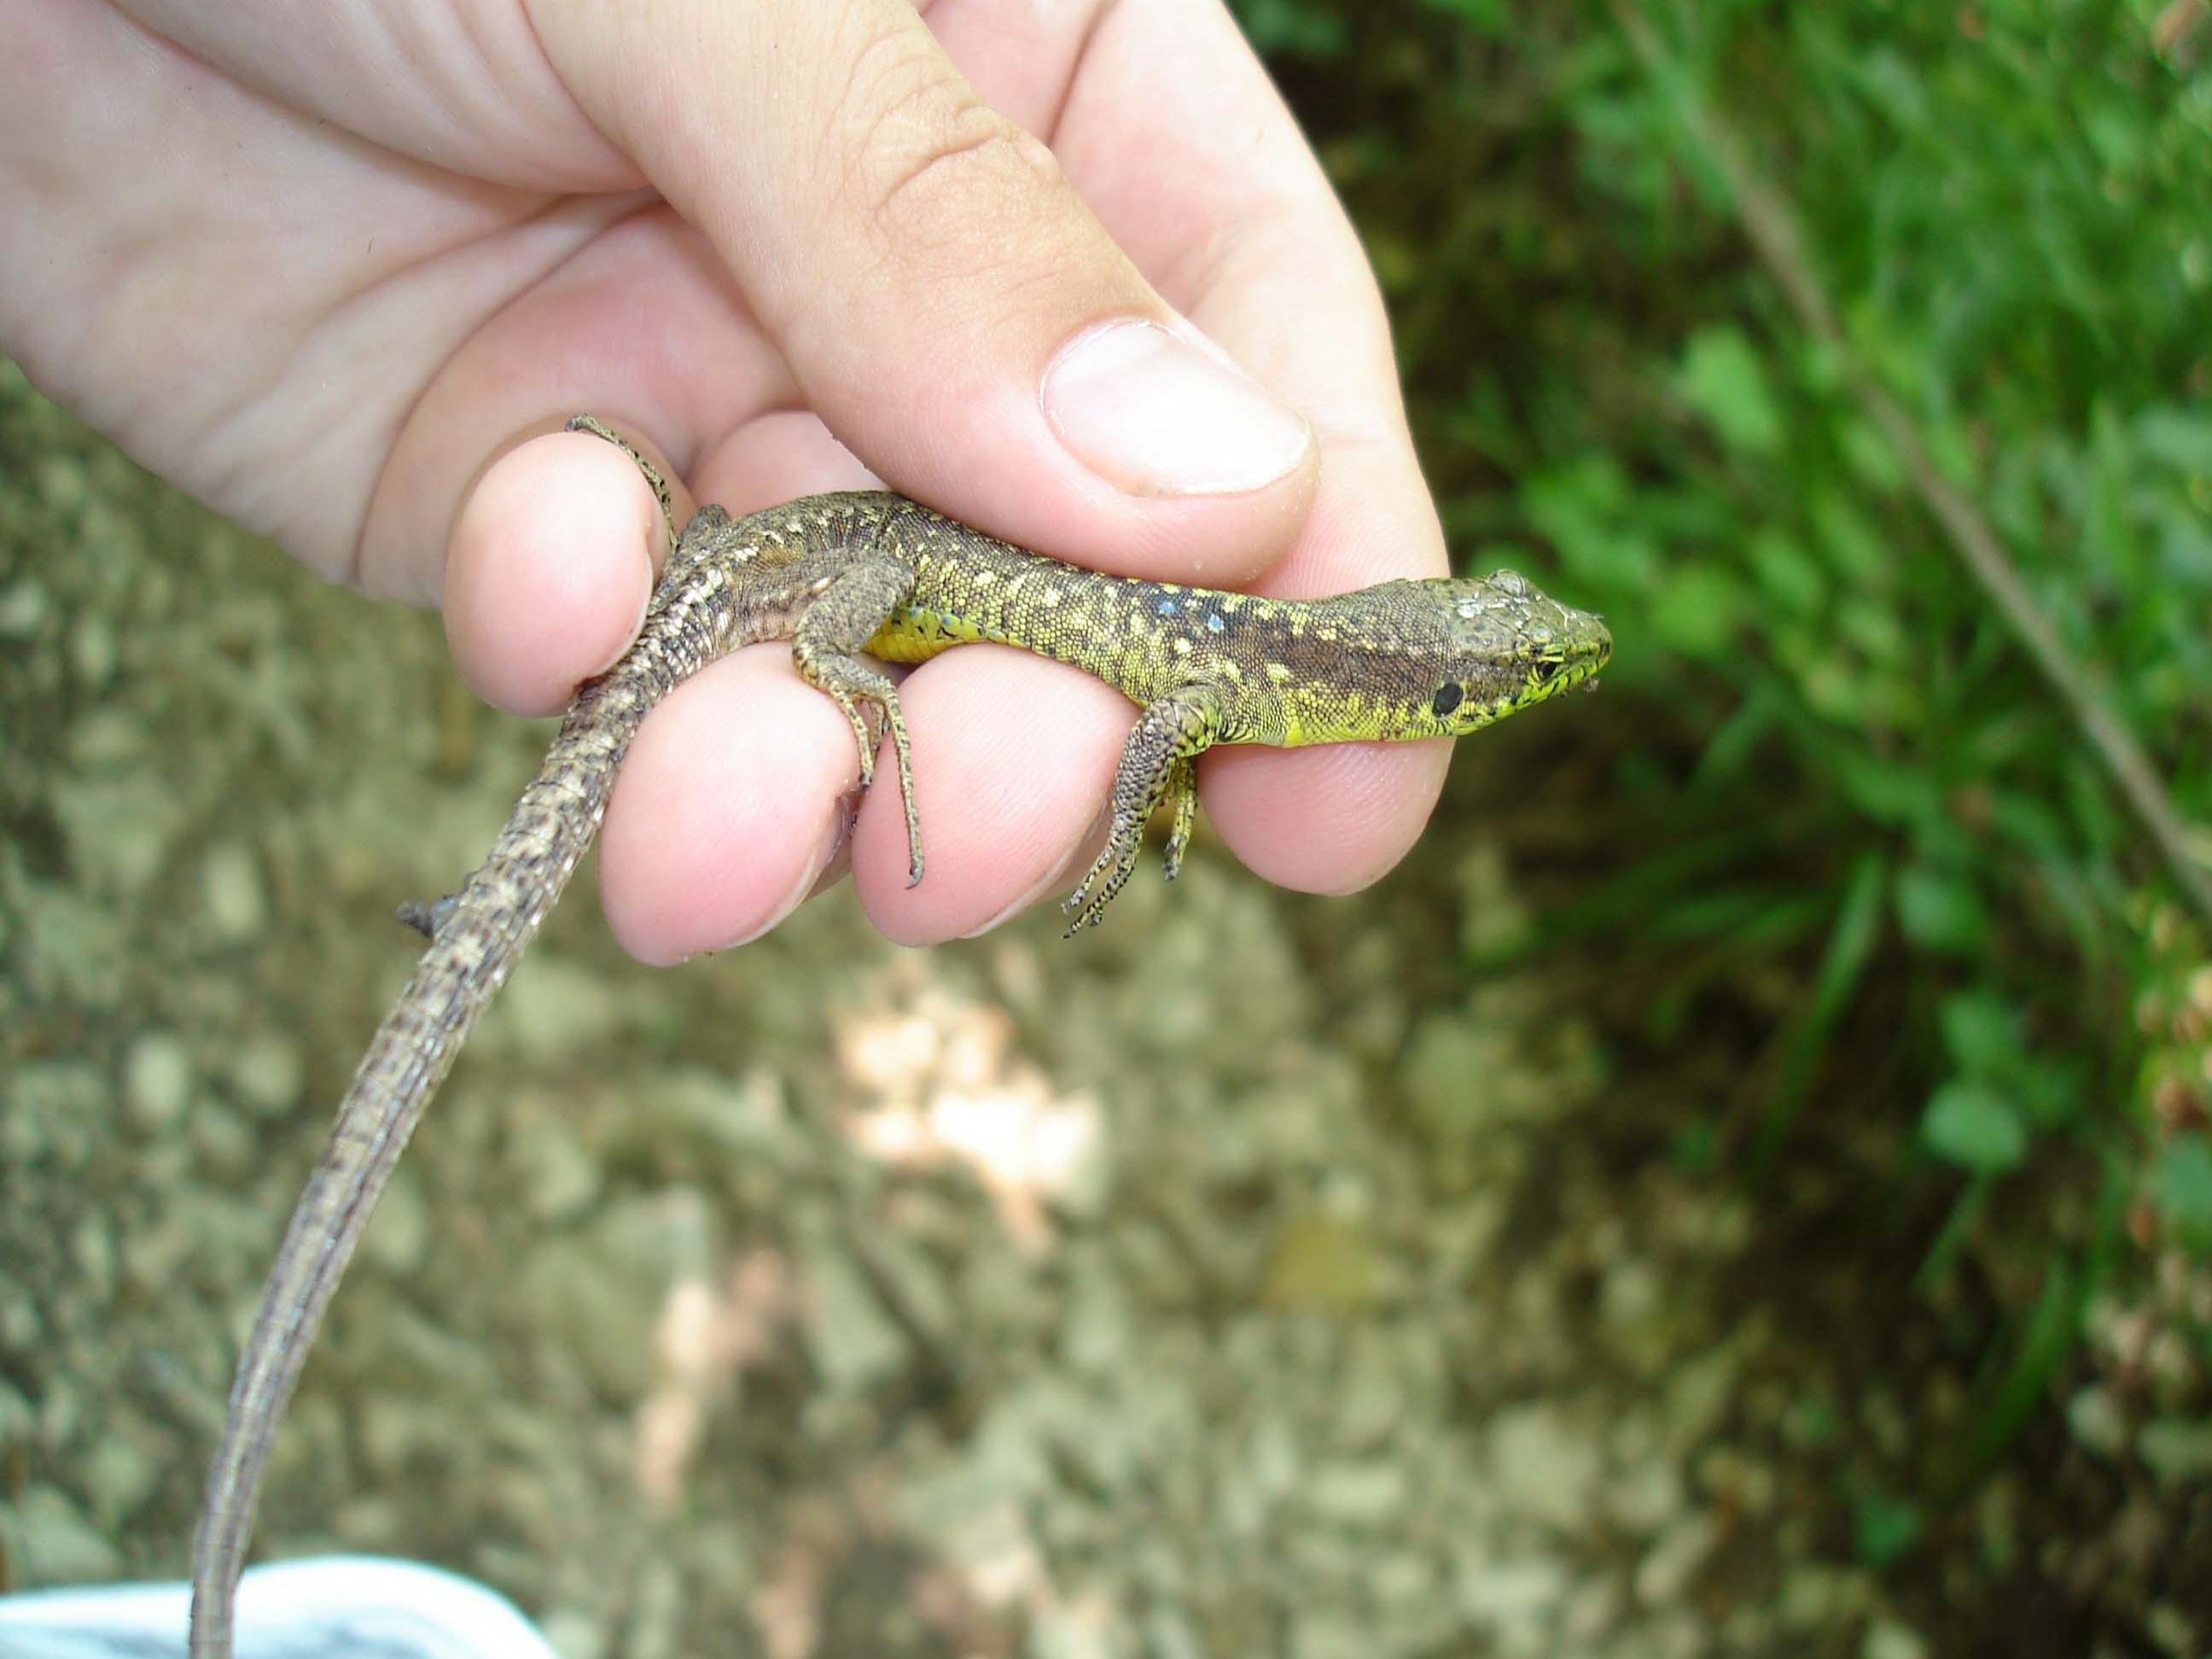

left=833, top=31, right=1066, bottom=263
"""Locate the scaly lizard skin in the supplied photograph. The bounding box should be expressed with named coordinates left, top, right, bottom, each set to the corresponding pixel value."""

left=188, top=417, right=1610, bottom=1656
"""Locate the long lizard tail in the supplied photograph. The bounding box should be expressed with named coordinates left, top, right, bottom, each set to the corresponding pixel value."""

left=186, top=667, right=655, bottom=1658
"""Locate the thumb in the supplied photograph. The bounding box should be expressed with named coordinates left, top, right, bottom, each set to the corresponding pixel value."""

left=528, top=0, right=1316, bottom=576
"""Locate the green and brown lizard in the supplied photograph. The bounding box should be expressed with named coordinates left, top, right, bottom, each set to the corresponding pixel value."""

left=188, top=417, right=1611, bottom=1656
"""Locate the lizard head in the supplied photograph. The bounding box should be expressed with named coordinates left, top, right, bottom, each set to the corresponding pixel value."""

left=1410, top=569, right=1611, bottom=737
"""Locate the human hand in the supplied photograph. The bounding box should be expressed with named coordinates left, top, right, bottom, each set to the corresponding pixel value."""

left=0, top=0, right=1451, bottom=955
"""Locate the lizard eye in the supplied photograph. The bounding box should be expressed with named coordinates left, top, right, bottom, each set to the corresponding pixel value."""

left=1430, top=682, right=1465, bottom=719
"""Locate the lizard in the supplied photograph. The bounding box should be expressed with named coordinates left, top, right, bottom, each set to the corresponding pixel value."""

left=187, top=416, right=1612, bottom=1657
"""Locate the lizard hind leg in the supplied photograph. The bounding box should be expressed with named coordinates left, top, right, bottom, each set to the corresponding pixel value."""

left=1160, top=758, right=1199, bottom=883
left=1063, top=685, right=1221, bottom=934
left=791, top=552, right=927, bottom=886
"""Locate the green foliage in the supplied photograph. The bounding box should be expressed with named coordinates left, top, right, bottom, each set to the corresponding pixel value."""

left=1852, top=1488, right=1925, bottom=1569
left=1231, top=0, right=2212, bottom=1552
left=1921, top=1081, right=2026, bottom=1175
left=2150, top=1135, right=2212, bottom=1249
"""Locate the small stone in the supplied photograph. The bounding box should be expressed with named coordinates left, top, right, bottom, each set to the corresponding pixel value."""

left=0, top=577, right=47, bottom=637
left=1142, top=1609, right=1204, bottom=1659
left=1454, top=841, right=1534, bottom=958
left=1693, top=1446, right=1778, bottom=1516
left=0, top=1380, right=34, bottom=1439
left=330, top=1494, right=407, bottom=1548
left=1776, top=1563, right=1871, bottom=1631
left=1604, top=1450, right=1685, bottom=1535
left=6, top=1060, right=104, bottom=1167
left=1563, top=1580, right=1621, bottom=1647
left=538, top=1607, right=609, bottom=1659
left=526, top=1190, right=715, bottom=1400
left=1305, top=1459, right=1411, bottom=1527
left=1662, top=1342, right=1742, bottom=1450
left=486, top=954, right=626, bottom=1062
left=1862, top=1618, right=1930, bottom=1659
left=2139, top=1416, right=2212, bottom=1484
left=1261, top=1212, right=1383, bottom=1315
left=1488, top=1403, right=1603, bottom=1530
left=1598, top=1257, right=1674, bottom=1376
left=53, top=775, right=177, bottom=892
left=1060, top=1257, right=1134, bottom=1375
left=2065, top=1384, right=2128, bottom=1460
left=803, top=1237, right=912, bottom=1393
left=68, top=613, right=117, bottom=687
left=224, top=1033, right=305, bottom=1118
left=1401, top=1016, right=1507, bottom=1142
left=67, top=707, right=145, bottom=766
left=358, top=1393, right=452, bottom=1481
left=1369, top=1549, right=1441, bottom=1606
left=1, top=1484, right=123, bottom=1582
left=201, top=841, right=268, bottom=942
left=622, top=1559, right=685, bottom=1659
left=1633, top=1511, right=1719, bottom=1604
left=123, top=1030, right=194, bottom=1132
left=82, top=1432, right=159, bottom=1527
left=189, top=1101, right=258, bottom=1177
left=2145, top=1602, right=2198, bottom=1657
left=515, top=1119, right=603, bottom=1222
left=1455, top=1550, right=1569, bottom=1630
left=1032, top=1598, right=1124, bottom=1659
left=1289, top=1615, right=1375, bottom=1659
left=69, top=1214, right=115, bottom=1302
left=361, top=1166, right=431, bottom=1275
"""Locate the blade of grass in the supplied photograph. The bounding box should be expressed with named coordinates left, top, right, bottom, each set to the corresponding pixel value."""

left=1754, top=850, right=1889, bottom=1168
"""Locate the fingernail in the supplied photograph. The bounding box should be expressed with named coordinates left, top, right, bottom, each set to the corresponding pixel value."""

left=1043, top=318, right=1313, bottom=498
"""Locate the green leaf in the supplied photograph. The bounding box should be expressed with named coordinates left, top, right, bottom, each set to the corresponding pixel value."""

left=1522, top=457, right=1658, bottom=591
left=1834, top=595, right=1910, bottom=670
left=1832, top=753, right=1947, bottom=830
left=1938, top=990, right=2023, bottom=1079
left=1228, top=0, right=1348, bottom=57
left=2148, top=1136, right=2212, bottom=1249
left=1836, top=413, right=1905, bottom=490
left=1922, top=1082, right=2027, bottom=1173
left=1811, top=492, right=1895, bottom=583
left=1678, top=325, right=1784, bottom=456
left=1649, top=561, right=1744, bottom=661
left=1419, top=0, right=1509, bottom=33
left=1895, top=864, right=1989, bottom=953
left=1853, top=1490, right=1924, bottom=1569
left=1747, top=527, right=1827, bottom=615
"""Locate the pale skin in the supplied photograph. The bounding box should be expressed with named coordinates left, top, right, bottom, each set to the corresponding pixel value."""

left=0, top=0, right=1452, bottom=955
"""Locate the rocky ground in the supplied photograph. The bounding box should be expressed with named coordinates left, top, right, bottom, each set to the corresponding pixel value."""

left=1, top=364, right=2201, bottom=1657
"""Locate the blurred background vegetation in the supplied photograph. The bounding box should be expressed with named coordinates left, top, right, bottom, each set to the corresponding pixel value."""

left=1237, top=0, right=2212, bottom=1636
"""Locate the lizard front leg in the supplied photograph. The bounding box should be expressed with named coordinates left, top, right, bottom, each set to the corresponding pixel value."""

left=792, top=550, right=928, bottom=885
left=1063, top=682, right=1224, bottom=933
